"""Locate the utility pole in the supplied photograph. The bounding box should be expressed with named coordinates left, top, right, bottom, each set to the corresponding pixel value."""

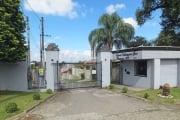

left=39, top=17, right=51, bottom=88
left=41, top=17, right=45, bottom=68
left=26, top=16, right=31, bottom=89
left=26, top=16, right=30, bottom=68
left=40, top=17, right=51, bottom=68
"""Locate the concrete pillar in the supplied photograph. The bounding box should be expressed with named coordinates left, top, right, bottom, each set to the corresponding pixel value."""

left=45, top=43, right=59, bottom=91
left=100, top=52, right=112, bottom=87
left=153, top=59, right=161, bottom=89
left=177, top=59, right=180, bottom=86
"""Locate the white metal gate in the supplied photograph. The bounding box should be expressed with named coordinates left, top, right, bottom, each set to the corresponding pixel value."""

left=57, top=62, right=102, bottom=90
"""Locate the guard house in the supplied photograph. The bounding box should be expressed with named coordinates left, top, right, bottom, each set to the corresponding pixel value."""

left=111, top=46, right=180, bottom=89
left=96, top=46, right=180, bottom=89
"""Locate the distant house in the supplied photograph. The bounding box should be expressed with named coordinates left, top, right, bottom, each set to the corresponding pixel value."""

left=97, top=46, right=180, bottom=89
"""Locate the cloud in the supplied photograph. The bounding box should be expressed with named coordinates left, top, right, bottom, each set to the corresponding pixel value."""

left=31, top=52, right=40, bottom=61
left=54, top=36, right=61, bottom=40
left=60, top=49, right=91, bottom=62
left=30, top=48, right=91, bottom=62
left=106, top=4, right=125, bottom=14
left=123, top=17, right=138, bottom=28
left=43, top=36, right=61, bottom=48
left=24, top=0, right=79, bottom=19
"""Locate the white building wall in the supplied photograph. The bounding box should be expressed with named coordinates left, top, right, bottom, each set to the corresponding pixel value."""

left=121, top=60, right=152, bottom=88
left=153, top=59, right=161, bottom=89
left=114, top=50, right=180, bottom=60
left=112, top=48, right=180, bottom=89
left=120, top=59, right=180, bottom=89
left=148, top=60, right=154, bottom=88
left=160, top=59, right=178, bottom=87
left=0, top=61, right=28, bottom=91
left=142, top=51, right=180, bottom=59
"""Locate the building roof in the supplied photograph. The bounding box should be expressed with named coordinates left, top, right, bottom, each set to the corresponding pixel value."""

left=112, top=46, right=180, bottom=53
left=45, top=43, right=59, bottom=51
left=112, top=46, right=180, bottom=60
left=85, top=59, right=96, bottom=64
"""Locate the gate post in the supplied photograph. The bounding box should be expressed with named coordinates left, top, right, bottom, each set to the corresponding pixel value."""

left=97, top=52, right=112, bottom=87
left=45, top=43, right=59, bottom=91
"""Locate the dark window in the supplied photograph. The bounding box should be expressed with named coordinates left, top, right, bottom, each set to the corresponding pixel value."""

left=135, top=60, right=147, bottom=76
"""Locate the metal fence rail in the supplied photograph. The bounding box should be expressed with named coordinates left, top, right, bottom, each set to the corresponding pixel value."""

left=56, top=62, right=102, bottom=90
left=57, top=80, right=101, bottom=90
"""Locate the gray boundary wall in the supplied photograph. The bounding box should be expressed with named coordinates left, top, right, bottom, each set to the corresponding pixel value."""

left=0, top=61, right=28, bottom=91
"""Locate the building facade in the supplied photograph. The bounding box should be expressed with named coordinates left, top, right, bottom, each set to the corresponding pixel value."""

left=98, top=46, right=180, bottom=89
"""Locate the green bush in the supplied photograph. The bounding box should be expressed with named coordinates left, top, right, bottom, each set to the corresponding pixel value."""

left=109, top=84, right=115, bottom=89
left=33, top=93, right=40, bottom=100
left=81, top=73, right=85, bottom=80
left=122, top=87, right=128, bottom=93
left=144, top=93, right=149, bottom=99
left=5, top=102, right=18, bottom=113
left=46, top=89, right=53, bottom=94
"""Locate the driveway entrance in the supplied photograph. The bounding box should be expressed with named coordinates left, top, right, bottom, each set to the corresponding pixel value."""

left=57, top=63, right=101, bottom=90
left=22, top=88, right=180, bottom=120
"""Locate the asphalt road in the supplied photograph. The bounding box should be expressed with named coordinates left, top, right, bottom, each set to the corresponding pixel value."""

left=15, top=88, right=180, bottom=120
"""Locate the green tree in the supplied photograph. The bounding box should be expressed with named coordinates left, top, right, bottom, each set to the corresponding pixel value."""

left=89, top=12, right=134, bottom=58
left=0, top=0, right=27, bottom=62
left=127, top=36, right=151, bottom=47
left=136, top=0, right=180, bottom=45
left=136, top=0, right=179, bottom=32
left=155, top=30, right=179, bottom=46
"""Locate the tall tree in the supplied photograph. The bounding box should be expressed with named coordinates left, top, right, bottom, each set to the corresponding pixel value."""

left=127, top=36, right=151, bottom=48
left=136, top=0, right=180, bottom=45
left=0, top=0, right=27, bottom=62
left=155, top=30, right=180, bottom=46
left=89, top=12, right=134, bottom=58
left=136, top=0, right=179, bottom=32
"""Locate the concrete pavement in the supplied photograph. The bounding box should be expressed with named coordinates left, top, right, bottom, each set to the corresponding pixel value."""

left=15, top=88, right=180, bottom=120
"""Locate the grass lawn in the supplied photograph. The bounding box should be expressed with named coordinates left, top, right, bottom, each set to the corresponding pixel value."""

left=0, top=91, right=52, bottom=120
left=132, top=87, right=180, bottom=104
left=110, top=85, right=180, bottom=105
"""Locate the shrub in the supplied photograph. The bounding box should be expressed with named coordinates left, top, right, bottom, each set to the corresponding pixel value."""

left=33, top=93, right=40, bottom=100
left=122, top=87, right=128, bottom=93
left=144, top=93, right=149, bottom=99
left=81, top=73, right=85, bottom=80
left=46, top=89, right=53, bottom=94
left=5, top=102, right=18, bottom=113
left=162, top=83, right=170, bottom=96
left=109, top=84, right=115, bottom=89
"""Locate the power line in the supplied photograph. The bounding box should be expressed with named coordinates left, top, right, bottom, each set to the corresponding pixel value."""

left=25, top=0, right=41, bottom=21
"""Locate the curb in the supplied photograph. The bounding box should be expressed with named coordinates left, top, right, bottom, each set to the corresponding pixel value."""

left=25, top=93, right=56, bottom=113
left=6, top=93, right=57, bottom=120
left=121, top=92, right=149, bottom=102
left=109, top=89, right=149, bottom=102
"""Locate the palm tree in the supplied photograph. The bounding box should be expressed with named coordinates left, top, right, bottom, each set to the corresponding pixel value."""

left=88, top=12, right=134, bottom=58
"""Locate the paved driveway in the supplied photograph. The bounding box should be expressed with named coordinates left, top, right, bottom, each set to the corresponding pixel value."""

left=17, top=88, right=180, bottom=120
